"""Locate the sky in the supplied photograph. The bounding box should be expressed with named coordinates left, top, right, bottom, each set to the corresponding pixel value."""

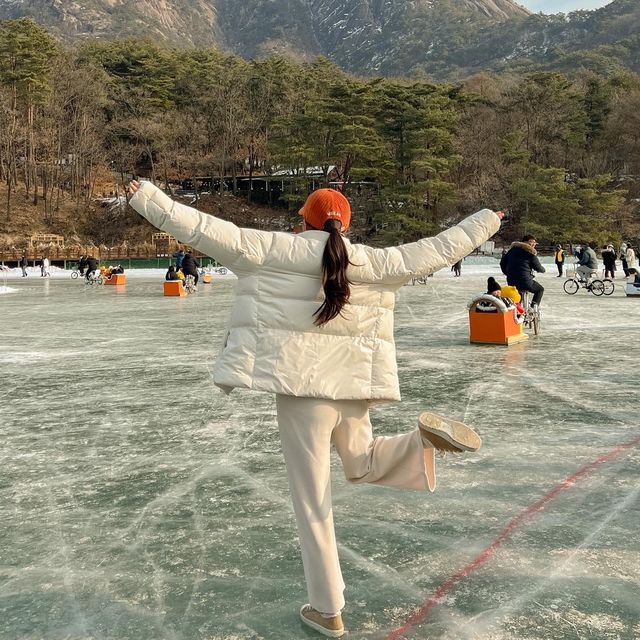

left=520, top=0, right=612, bottom=12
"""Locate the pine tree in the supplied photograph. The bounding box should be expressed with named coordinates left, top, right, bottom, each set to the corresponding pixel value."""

left=0, top=18, right=57, bottom=214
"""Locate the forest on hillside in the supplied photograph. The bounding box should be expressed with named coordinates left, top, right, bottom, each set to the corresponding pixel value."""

left=0, top=18, right=639, bottom=248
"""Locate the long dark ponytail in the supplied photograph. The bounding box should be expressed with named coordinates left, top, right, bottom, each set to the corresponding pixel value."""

left=314, top=218, right=352, bottom=326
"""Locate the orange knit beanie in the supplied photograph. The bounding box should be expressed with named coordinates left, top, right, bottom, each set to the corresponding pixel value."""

left=299, top=188, right=351, bottom=232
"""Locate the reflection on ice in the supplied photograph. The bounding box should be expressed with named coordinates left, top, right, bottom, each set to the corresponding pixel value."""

left=1, top=271, right=639, bottom=639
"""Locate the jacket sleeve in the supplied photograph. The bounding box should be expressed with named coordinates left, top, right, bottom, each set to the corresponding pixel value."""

left=369, top=209, right=501, bottom=283
left=500, top=252, right=508, bottom=276
left=128, top=181, right=274, bottom=272
left=532, top=255, right=546, bottom=273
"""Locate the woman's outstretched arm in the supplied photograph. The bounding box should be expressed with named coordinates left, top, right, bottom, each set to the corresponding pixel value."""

left=368, top=209, right=503, bottom=284
left=128, top=180, right=272, bottom=270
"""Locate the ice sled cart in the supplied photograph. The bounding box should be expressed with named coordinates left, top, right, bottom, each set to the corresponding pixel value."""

left=626, top=282, right=640, bottom=297
left=163, top=280, right=186, bottom=296
left=104, top=273, right=126, bottom=285
left=468, top=295, right=528, bottom=346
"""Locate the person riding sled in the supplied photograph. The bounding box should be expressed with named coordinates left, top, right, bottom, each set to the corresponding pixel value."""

left=128, top=179, right=503, bottom=638
left=486, top=277, right=525, bottom=314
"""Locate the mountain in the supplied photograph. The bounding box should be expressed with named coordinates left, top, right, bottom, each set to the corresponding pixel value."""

left=0, top=0, right=222, bottom=46
left=213, top=0, right=531, bottom=72
left=0, top=0, right=531, bottom=71
left=0, top=0, right=639, bottom=78
left=434, top=0, right=640, bottom=78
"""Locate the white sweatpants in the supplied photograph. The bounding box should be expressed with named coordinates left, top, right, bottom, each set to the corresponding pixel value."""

left=276, top=394, right=434, bottom=614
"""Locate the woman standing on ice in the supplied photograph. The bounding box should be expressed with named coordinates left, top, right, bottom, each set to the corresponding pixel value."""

left=128, top=180, right=502, bottom=638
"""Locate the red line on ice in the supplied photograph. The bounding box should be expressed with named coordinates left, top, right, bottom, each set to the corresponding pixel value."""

left=384, top=434, right=640, bottom=640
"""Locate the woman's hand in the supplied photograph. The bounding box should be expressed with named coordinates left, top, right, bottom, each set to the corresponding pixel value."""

left=129, top=179, right=140, bottom=195
left=495, top=210, right=505, bottom=220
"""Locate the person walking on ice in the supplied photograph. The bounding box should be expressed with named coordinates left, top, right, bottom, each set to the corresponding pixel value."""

left=128, top=180, right=504, bottom=638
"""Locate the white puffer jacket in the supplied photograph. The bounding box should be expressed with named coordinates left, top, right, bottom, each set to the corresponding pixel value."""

left=130, top=182, right=500, bottom=402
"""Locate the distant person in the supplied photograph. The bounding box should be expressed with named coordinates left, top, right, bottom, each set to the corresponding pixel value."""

left=620, top=243, right=629, bottom=277
left=554, top=244, right=565, bottom=277
left=166, top=265, right=179, bottom=281
left=627, top=268, right=640, bottom=284
left=20, top=255, right=28, bottom=277
left=500, top=235, right=545, bottom=307
left=627, top=268, right=640, bottom=295
left=451, top=259, right=462, bottom=277
left=85, top=256, right=99, bottom=281
left=78, top=255, right=88, bottom=276
left=181, top=252, right=200, bottom=286
left=626, top=245, right=637, bottom=270
left=40, top=257, right=50, bottom=277
left=172, top=249, right=186, bottom=269
left=602, top=245, right=616, bottom=280
left=577, top=242, right=598, bottom=283
left=104, top=265, right=124, bottom=280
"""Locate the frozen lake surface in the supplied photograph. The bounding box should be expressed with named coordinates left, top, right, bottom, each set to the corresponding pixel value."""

left=1, top=268, right=639, bottom=639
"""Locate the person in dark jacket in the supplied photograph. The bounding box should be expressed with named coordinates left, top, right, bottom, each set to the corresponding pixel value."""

left=602, top=245, right=616, bottom=279
left=166, top=265, right=179, bottom=281
left=181, top=252, right=200, bottom=285
left=172, top=249, right=186, bottom=269
left=20, top=255, right=28, bottom=277
left=628, top=268, right=640, bottom=284
left=85, top=256, right=99, bottom=281
left=78, top=255, right=88, bottom=276
left=500, top=235, right=546, bottom=306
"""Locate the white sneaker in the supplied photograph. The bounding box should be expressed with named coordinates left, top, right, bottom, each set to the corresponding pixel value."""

left=300, top=605, right=345, bottom=638
left=418, top=412, right=482, bottom=453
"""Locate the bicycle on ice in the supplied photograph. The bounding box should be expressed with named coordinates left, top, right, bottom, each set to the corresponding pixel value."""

left=84, top=270, right=104, bottom=285
left=511, top=269, right=542, bottom=336
left=518, top=289, right=541, bottom=336
left=563, top=266, right=614, bottom=297
left=184, top=274, right=197, bottom=294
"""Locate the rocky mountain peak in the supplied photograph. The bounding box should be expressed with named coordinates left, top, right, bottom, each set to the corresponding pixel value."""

left=1, top=0, right=638, bottom=80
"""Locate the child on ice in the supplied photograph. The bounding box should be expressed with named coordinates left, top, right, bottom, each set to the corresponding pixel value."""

left=128, top=180, right=502, bottom=637
left=488, top=276, right=525, bottom=314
